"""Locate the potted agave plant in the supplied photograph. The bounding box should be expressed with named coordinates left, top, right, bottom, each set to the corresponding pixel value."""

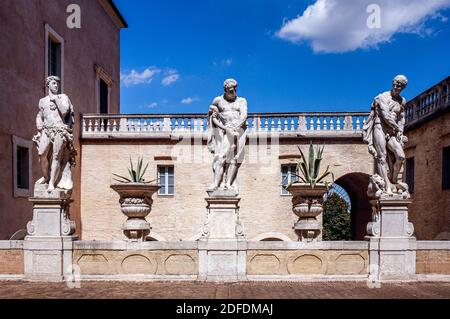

left=110, top=157, right=159, bottom=242
left=285, top=142, right=333, bottom=242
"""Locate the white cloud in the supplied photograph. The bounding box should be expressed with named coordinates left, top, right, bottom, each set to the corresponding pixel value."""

left=181, top=97, right=199, bottom=104
left=224, top=58, right=233, bottom=65
left=162, top=70, right=180, bottom=86
left=120, top=67, right=161, bottom=87
left=277, top=0, right=450, bottom=53
left=147, top=102, right=158, bottom=108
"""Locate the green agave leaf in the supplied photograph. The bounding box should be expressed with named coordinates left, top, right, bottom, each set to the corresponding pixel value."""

left=313, top=158, right=322, bottom=179
left=308, top=142, right=314, bottom=178
left=136, top=157, right=142, bottom=182
left=140, top=162, right=149, bottom=182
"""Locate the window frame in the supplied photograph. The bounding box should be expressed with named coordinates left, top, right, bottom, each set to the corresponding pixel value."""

left=280, top=164, right=298, bottom=196
left=157, top=166, right=175, bottom=196
left=12, top=136, right=33, bottom=198
left=45, top=24, right=64, bottom=93
left=95, top=65, right=113, bottom=114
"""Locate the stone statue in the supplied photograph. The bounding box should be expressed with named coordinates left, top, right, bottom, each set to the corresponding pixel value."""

left=207, top=79, right=247, bottom=194
left=363, top=75, right=410, bottom=199
left=33, top=76, right=76, bottom=193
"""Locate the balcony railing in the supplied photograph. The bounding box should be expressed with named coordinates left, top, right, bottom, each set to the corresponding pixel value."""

left=405, top=76, right=450, bottom=127
left=81, top=112, right=369, bottom=138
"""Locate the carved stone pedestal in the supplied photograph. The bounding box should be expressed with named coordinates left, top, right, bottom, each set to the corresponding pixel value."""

left=198, top=190, right=246, bottom=282
left=287, top=183, right=326, bottom=242
left=24, top=185, right=77, bottom=282
left=366, top=198, right=417, bottom=281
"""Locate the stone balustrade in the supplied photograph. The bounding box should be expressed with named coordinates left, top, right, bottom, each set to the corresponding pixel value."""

left=405, top=76, right=450, bottom=128
left=81, top=112, right=369, bottom=137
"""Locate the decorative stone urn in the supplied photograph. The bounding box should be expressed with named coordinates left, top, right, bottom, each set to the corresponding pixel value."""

left=287, top=183, right=328, bottom=242
left=110, top=183, right=159, bottom=242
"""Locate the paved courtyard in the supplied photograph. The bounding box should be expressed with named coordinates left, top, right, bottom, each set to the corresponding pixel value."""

left=0, top=281, right=449, bottom=299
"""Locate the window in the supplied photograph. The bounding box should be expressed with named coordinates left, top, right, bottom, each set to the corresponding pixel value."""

left=406, top=157, right=415, bottom=193
left=12, top=136, right=32, bottom=197
left=281, top=164, right=298, bottom=195
left=99, top=78, right=109, bottom=114
left=158, top=166, right=174, bottom=195
left=17, top=146, right=29, bottom=189
left=45, top=24, right=64, bottom=92
left=443, top=147, right=450, bottom=190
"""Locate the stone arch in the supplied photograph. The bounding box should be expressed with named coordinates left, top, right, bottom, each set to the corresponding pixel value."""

left=146, top=232, right=166, bottom=241
left=251, top=232, right=292, bottom=242
left=334, top=172, right=372, bottom=240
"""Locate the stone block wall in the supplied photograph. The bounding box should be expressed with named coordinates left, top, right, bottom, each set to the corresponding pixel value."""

left=0, top=241, right=24, bottom=275
left=416, top=241, right=450, bottom=275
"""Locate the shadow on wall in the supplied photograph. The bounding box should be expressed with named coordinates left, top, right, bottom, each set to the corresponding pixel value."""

left=335, top=173, right=371, bottom=241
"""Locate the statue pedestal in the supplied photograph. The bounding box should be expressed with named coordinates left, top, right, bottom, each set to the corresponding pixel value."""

left=366, top=198, right=416, bottom=281
left=198, top=190, right=246, bottom=282
left=24, top=185, right=77, bottom=282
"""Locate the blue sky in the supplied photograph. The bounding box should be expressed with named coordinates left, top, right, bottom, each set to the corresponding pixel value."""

left=115, top=0, right=450, bottom=114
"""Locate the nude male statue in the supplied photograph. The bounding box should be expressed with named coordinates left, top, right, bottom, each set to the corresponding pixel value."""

left=363, top=75, right=409, bottom=197
left=33, top=76, right=76, bottom=192
left=207, top=79, right=248, bottom=192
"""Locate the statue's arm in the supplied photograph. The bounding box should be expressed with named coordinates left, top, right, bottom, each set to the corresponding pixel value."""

left=237, top=98, right=248, bottom=128
left=209, top=97, right=226, bottom=131
left=36, top=100, right=44, bottom=131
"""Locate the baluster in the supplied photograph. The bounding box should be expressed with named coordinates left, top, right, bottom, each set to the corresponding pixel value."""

left=93, top=119, right=99, bottom=132
left=330, top=117, right=334, bottom=130
left=277, top=118, right=281, bottom=131
left=180, top=118, right=185, bottom=131
left=336, top=117, right=341, bottom=130
left=290, top=117, right=295, bottom=131
left=111, top=119, right=116, bottom=132
left=87, top=119, right=93, bottom=132
left=174, top=118, right=179, bottom=131
left=283, top=118, right=288, bottom=131
left=356, top=117, right=361, bottom=130
left=271, top=118, right=275, bottom=131
left=316, top=117, right=321, bottom=131
left=255, top=117, right=261, bottom=131
left=323, top=117, right=328, bottom=130
left=308, top=117, right=314, bottom=130
left=263, top=118, right=268, bottom=131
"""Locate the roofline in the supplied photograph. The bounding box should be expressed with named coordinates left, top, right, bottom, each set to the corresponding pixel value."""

left=106, top=0, right=128, bottom=28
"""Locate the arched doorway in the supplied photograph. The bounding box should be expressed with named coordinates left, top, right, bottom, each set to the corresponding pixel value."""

left=334, top=173, right=372, bottom=240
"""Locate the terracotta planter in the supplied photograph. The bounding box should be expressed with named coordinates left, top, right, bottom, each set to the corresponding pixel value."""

left=110, top=183, right=159, bottom=242
left=286, top=183, right=328, bottom=242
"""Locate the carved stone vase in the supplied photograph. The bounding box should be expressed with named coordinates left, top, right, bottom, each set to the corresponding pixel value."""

left=287, top=183, right=327, bottom=242
left=110, top=183, right=159, bottom=242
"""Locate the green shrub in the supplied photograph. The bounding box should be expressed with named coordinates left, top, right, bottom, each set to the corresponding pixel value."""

left=323, top=193, right=351, bottom=240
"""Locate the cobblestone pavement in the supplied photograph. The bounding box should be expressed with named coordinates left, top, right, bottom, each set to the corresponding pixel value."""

left=0, top=281, right=449, bottom=299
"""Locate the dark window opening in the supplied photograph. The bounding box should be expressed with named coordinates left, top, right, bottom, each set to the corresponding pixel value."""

left=443, top=147, right=450, bottom=190
left=281, top=164, right=298, bottom=195
left=17, top=146, right=29, bottom=189
left=406, top=157, right=415, bottom=193
left=48, top=37, right=61, bottom=79
left=99, top=79, right=109, bottom=114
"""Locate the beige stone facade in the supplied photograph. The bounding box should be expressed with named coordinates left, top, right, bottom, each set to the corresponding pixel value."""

left=80, top=134, right=373, bottom=241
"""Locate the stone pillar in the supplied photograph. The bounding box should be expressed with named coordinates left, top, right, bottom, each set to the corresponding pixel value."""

left=24, top=185, right=77, bottom=282
left=198, top=190, right=246, bottom=282
left=366, top=198, right=416, bottom=281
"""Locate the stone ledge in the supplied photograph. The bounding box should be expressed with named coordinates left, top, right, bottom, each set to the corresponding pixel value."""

left=0, top=241, right=24, bottom=249
left=73, top=240, right=199, bottom=250
left=0, top=274, right=25, bottom=281
left=247, top=241, right=369, bottom=250
left=246, top=275, right=369, bottom=281
left=416, top=274, right=450, bottom=282
left=79, top=274, right=198, bottom=281
left=417, top=241, right=450, bottom=250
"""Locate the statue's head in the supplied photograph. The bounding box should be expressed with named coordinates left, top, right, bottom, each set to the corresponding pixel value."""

left=223, top=78, right=238, bottom=102
left=392, top=75, right=408, bottom=97
left=46, top=76, right=60, bottom=94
